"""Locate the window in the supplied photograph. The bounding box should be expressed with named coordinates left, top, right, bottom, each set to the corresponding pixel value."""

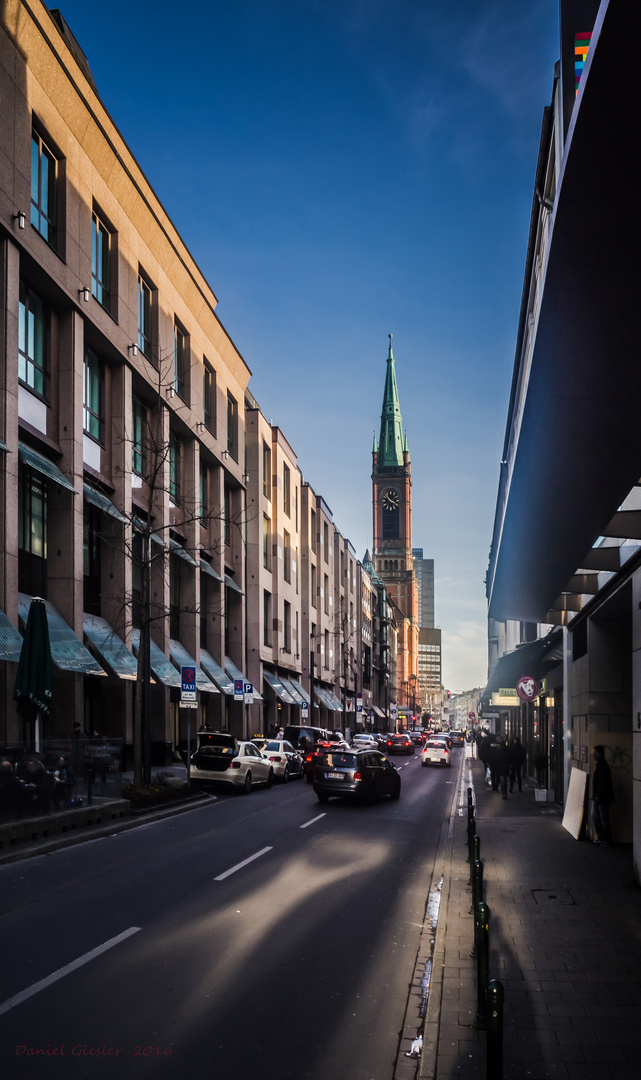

left=83, top=502, right=101, bottom=615
left=224, top=485, right=232, bottom=546
left=18, top=465, right=47, bottom=597
left=283, top=601, right=291, bottom=654
left=19, top=281, right=46, bottom=398
left=284, top=530, right=291, bottom=583
left=170, top=554, right=181, bottom=640
left=227, top=392, right=238, bottom=460
left=31, top=129, right=57, bottom=246
left=324, top=629, right=329, bottom=669
left=263, top=515, right=271, bottom=570
left=323, top=521, right=329, bottom=562
left=137, top=273, right=153, bottom=359
left=263, top=591, right=272, bottom=647
left=324, top=574, right=329, bottom=615
left=132, top=398, right=146, bottom=476
left=91, top=211, right=111, bottom=312
left=174, top=321, right=187, bottom=400
left=200, top=463, right=208, bottom=521
left=83, top=349, right=104, bottom=444
left=311, top=508, right=317, bottom=553
left=204, top=361, right=216, bottom=435
left=263, top=442, right=271, bottom=500
left=169, top=433, right=180, bottom=504
left=283, top=464, right=290, bottom=517
left=311, top=563, right=317, bottom=608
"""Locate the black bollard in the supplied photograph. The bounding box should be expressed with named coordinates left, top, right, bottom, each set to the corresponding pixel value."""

left=473, top=833, right=480, bottom=863
left=467, top=814, right=476, bottom=866
left=473, top=901, right=489, bottom=1028
left=486, top=979, right=504, bottom=1079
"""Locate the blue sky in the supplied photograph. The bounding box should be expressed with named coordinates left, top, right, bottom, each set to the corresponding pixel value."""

left=57, top=0, right=560, bottom=691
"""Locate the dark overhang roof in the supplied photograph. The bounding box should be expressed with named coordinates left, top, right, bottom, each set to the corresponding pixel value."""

left=488, top=0, right=641, bottom=621
left=484, top=630, right=563, bottom=697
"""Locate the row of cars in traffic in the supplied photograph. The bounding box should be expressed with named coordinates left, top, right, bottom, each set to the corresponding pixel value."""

left=189, top=725, right=466, bottom=802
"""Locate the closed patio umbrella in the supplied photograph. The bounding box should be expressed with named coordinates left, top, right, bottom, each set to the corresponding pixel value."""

left=13, top=597, right=53, bottom=750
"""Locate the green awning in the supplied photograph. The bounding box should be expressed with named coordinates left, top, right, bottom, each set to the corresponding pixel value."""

left=19, top=443, right=76, bottom=493
left=199, top=649, right=234, bottom=694
left=18, top=593, right=106, bottom=675
left=169, top=639, right=218, bottom=693
left=131, top=629, right=182, bottom=687
left=0, top=607, right=23, bottom=662
left=84, top=484, right=128, bottom=524
left=83, top=614, right=139, bottom=680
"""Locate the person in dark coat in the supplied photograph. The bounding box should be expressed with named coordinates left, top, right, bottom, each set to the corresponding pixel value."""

left=494, top=736, right=510, bottom=798
left=592, top=745, right=614, bottom=845
left=508, top=738, right=526, bottom=792
left=0, top=760, right=34, bottom=819
left=478, top=732, right=491, bottom=771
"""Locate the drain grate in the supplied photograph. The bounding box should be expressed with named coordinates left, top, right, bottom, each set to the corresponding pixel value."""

left=532, top=887, right=575, bottom=906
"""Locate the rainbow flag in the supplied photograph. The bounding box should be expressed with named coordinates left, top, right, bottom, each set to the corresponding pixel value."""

left=575, top=31, right=592, bottom=95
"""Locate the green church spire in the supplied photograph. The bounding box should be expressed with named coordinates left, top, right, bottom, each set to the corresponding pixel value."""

left=377, top=334, right=405, bottom=467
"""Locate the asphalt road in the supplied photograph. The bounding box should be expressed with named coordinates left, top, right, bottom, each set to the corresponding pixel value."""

left=0, top=748, right=459, bottom=1080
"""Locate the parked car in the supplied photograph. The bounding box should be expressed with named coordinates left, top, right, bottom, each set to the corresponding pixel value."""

left=386, top=734, right=415, bottom=756
left=191, top=733, right=274, bottom=793
left=422, top=738, right=452, bottom=767
left=259, top=739, right=305, bottom=782
left=313, top=748, right=401, bottom=804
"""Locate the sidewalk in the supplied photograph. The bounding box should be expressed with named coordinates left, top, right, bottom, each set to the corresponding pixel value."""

left=424, top=749, right=641, bottom=1079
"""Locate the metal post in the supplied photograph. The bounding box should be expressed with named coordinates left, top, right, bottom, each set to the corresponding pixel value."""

left=474, top=901, right=489, bottom=1028
left=486, top=979, right=504, bottom=1079
left=473, top=834, right=481, bottom=863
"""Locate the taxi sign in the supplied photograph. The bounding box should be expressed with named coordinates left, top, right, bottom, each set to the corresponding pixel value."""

left=181, top=665, right=196, bottom=703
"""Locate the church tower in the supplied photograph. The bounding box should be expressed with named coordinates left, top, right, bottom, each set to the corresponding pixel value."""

left=372, top=335, right=419, bottom=715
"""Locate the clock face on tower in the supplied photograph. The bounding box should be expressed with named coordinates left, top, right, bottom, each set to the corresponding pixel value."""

left=381, top=488, right=400, bottom=510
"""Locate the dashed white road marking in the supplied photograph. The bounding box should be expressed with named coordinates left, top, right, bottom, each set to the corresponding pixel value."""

left=214, top=846, right=273, bottom=881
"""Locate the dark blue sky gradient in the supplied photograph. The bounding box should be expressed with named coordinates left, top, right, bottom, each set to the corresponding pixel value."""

left=55, top=0, right=560, bottom=688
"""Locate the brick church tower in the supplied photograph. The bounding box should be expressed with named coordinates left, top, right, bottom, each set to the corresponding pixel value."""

left=372, top=335, right=419, bottom=715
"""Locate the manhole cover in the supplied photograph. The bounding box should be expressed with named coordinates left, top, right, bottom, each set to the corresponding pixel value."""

left=532, top=888, right=575, bottom=906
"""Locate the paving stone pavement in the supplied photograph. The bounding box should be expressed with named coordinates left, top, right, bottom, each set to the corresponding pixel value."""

left=421, top=749, right=641, bottom=1080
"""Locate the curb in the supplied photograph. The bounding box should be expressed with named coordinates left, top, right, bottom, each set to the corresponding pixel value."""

left=0, top=791, right=217, bottom=866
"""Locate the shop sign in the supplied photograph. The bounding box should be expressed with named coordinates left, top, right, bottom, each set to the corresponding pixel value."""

left=516, top=675, right=539, bottom=702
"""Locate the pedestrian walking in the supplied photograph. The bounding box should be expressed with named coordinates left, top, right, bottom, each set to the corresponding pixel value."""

left=508, top=737, right=526, bottom=792
left=495, top=736, right=510, bottom=798
left=592, top=744, right=614, bottom=845
left=488, top=736, right=503, bottom=791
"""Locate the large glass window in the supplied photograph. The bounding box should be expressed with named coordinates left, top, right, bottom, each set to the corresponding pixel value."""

left=174, top=321, right=187, bottom=399
left=83, top=502, right=101, bottom=615
left=132, top=398, right=146, bottom=476
left=204, top=361, right=216, bottom=434
left=83, top=348, right=104, bottom=444
left=227, top=392, right=238, bottom=460
left=170, top=554, right=181, bottom=640
left=91, top=212, right=111, bottom=312
left=263, top=515, right=271, bottom=570
left=30, top=130, right=57, bottom=246
left=137, top=274, right=152, bottom=359
left=283, top=601, right=291, bottom=654
left=263, top=442, right=271, bottom=500
left=169, top=434, right=180, bottom=504
left=283, top=464, right=290, bottom=517
left=284, top=530, right=291, bottom=583
left=200, top=463, right=208, bottom=521
left=18, top=465, right=47, bottom=597
left=19, top=281, right=46, bottom=397
left=263, top=591, right=272, bottom=647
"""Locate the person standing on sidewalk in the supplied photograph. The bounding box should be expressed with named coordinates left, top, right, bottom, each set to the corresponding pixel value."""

left=509, top=737, right=526, bottom=792
left=592, top=745, right=614, bottom=845
left=495, top=736, right=510, bottom=798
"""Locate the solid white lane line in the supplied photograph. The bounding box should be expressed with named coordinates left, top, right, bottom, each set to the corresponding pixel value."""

left=0, top=927, right=141, bottom=1016
left=214, top=846, right=273, bottom=881
left=300, top=813, right=326, bottom=829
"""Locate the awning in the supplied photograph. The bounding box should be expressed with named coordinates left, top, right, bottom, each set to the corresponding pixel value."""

left=224, top=574, right=243, bottom=595
left=323, top=689, right=344, bottom=712
left=169, top=539, right=198, bottom=568
left=289, top=678, right=311, bottom=705
left=484, top=630, right=564, bottom=696
left=0, top=607, right=23, bottom=662
left=314, top=687, right=334, bottom=710
left=83, top=614, right=139, bottom=680
left=200, top=559, right=223, bottom=582
left=19, top=443, right=76, bottom=493
left=263, top=671, right=295, bottom=704
left=169, top=639, right=218, bottom=693
left=372, top=705, right=386, bottom=719
left=83, top=484, right=128, bottom=524
left=0, top=438, right=9, bottom=453
left=280, top=677, right=304, bottom=705
left=18, top=593, right=106, bottom=675
left=200, top=649, right=234, bottom=694
left=132, top=517, right=166, bottom=548
left=130, top=629, right=182, bottom=687
left=225, top=656, right=262, bottom=700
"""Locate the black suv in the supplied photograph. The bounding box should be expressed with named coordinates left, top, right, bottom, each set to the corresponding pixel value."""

left=313, top=747, right=401, bottom=804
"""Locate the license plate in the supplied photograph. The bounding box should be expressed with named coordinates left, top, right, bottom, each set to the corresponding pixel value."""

left=327, top=772, right=343, bottom=780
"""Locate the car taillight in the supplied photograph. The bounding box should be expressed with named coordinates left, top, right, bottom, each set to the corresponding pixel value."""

left=354, top=771, right=362, bottom=782
left=269, top=755, right=283, bottom=762
left=230, top=761, right=241, bottom=769
left=306, top=754, right=313, bottom=763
